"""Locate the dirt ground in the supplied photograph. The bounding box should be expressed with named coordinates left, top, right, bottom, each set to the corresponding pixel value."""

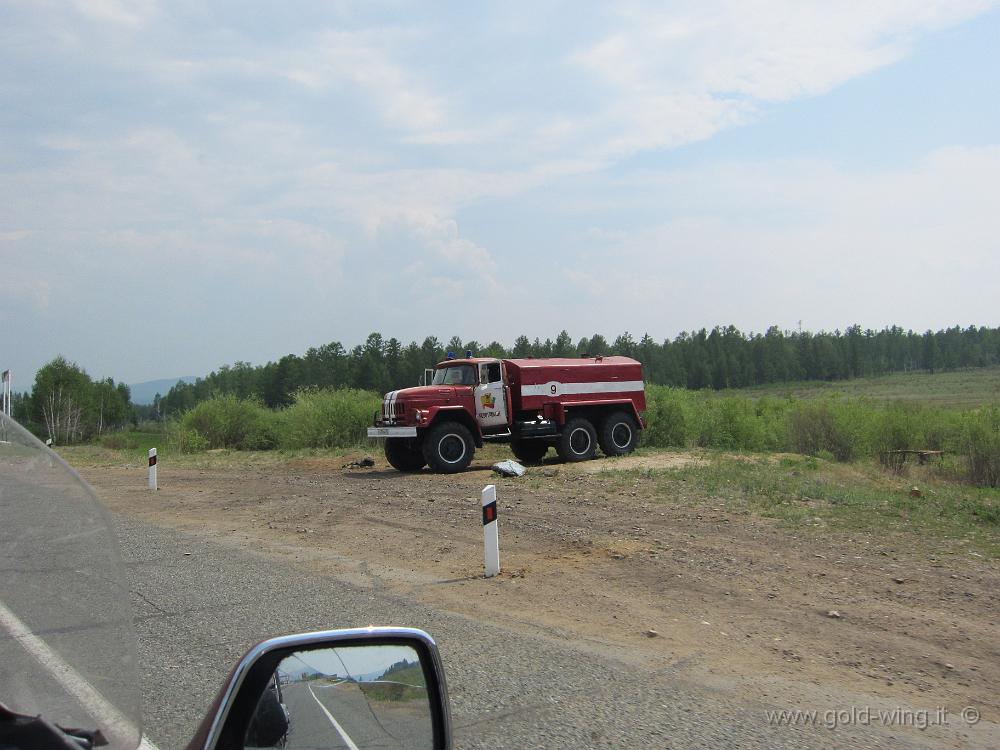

left=76, top=447, right=999, bottom=734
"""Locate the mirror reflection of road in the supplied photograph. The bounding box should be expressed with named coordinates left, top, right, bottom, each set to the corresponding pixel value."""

left=279, top=680, right=432, bottom=750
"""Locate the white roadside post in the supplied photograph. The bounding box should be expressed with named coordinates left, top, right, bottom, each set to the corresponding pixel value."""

left=1, top=369, right=10, bottom=416
left=148, top=448, right=158, bottom=491
left=0, top=369, right=9, bottom=443
left=482, top=484, right=500, bottom=578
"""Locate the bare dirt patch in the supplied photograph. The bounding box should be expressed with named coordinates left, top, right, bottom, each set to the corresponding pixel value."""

left=578, top=451, right=706, bottom=473
left=74, top=446, right=1000, bottom=734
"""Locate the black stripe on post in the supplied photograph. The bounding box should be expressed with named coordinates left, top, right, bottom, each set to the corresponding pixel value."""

left=149, top=455, right=157, bottom=466
left=482, top=500, right=497, bottom=526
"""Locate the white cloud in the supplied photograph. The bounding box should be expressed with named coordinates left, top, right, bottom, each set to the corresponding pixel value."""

left=316, top=31, right=446, bottom=131
left=0, top=230, right=32, bottom=242
left=0, top=232, right=49, bottom=311
left=209, top=28, right=453, bottom=134
left=567, top=0, right=998, bottom=157
left=70, top=0, right=157, bottom=28
left=559, top=145, right=1000, bottom=333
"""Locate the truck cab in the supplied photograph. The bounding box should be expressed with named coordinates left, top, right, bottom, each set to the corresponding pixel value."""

left=366, top=358, right=508, bottom=473
left=420, top=359, right=509, bottom=431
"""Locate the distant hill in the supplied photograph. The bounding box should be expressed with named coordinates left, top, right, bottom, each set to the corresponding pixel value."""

left=129, top=376, right=197, bottom=405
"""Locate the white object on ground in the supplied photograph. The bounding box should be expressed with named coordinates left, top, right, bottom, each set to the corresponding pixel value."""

left=492, top=460, right=526, bottom=477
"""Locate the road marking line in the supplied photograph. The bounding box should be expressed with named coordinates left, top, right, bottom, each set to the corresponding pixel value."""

left=0, top=598, right=160, bottom=750
left=308, top=682, right=361, bottom=750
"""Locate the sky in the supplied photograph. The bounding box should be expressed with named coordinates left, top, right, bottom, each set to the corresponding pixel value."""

left=3, top=1, right=1000, bottom=387
left=279, top=644, right=420, bottom=681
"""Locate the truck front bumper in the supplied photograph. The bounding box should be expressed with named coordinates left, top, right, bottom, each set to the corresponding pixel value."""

left=367, top=426, right=418, bottom=438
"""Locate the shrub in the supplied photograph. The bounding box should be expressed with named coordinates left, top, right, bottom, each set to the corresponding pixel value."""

left=178, top=395, right=277, bottom=450
left=960, top=406, right=1000, bottom=487
left=644, top=388, right=786, bottom=452
left=97, top=432, right=132, bottom=450
left=169, top=426, right=209, bottom=453
left=754, top=397, right=790, bottom=452
left=787, top=400, right=866, bottom=462
left=697, top=397, right=768, bottom=451
left=787, top=402, right=832, bottom=457
left=278, top=388, right=382, bottom=449
left=869, top=402, right=928, bottom=473
left=643, top=386, right=693, bottom=448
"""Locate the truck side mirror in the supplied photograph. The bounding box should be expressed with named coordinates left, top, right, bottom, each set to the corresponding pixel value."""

left=190, top=627, right=452, bottom=750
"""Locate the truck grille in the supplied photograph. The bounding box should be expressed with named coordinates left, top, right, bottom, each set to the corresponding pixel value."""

left=382, top=400, right=406, bottom=422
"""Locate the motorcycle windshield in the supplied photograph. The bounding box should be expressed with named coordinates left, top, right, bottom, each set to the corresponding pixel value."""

left=0, top=417, right=141, bottom=749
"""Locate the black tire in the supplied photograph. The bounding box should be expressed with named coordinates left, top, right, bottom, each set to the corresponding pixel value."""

left=422, top=422, right=475, bottom=473
left=556, top=417, right=597, bottom=462
left=511, top=439, right=548, bottom=464
left=384, top=438, right=426, bottom=472
left=598, top=411, right=640, bottom=456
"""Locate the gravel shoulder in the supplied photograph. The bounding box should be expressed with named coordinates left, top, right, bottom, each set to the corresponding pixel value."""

left=71, top=446, right=999, bottom=748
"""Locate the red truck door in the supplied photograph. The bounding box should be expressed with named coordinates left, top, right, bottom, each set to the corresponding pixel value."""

left=474, top=360, right=509, bottom=430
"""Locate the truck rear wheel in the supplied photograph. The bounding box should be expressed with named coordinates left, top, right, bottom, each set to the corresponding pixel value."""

left=511, top=439, right=548, bottom=464
left=556, top=417, right=597, bottom=462
left=423, top=422, right=475, bottom=473
left=384, top=438, right=426, bottom=472
left=598, top=411, right=640, bottom=456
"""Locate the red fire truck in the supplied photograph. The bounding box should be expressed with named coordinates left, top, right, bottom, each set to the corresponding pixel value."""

left=368, top=355, right=646, bottom=473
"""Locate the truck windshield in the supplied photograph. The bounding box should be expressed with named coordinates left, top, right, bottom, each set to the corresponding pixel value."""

left=432, top=365, right=476, bottom=385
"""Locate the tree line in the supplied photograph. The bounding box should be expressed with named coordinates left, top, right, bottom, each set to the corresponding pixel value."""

left=155, top=324, right=1000, bottom=416
left=16, top=356, right=133, bottom=443
left=13, top=324, right=999, bottom=441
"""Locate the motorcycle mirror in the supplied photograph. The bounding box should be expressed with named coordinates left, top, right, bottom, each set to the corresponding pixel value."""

left=190, top=627, right=452, bottom=750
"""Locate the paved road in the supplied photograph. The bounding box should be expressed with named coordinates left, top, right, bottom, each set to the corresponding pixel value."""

left=279, top=681, right=356, bottom=749
left=117, top=515, right=971, bottom=749
left=0, top=461, right=141, bottom=748
left=263, top=680, right=432, bottom=750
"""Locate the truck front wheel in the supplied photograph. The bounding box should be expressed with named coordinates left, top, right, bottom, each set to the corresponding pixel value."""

left=557, top=417, right=597, bottom=462
left=423, top=422, right=475, bottom=473
left=598, top=411, right=640, bottom=456
left=384, top=438, right=427, bottom=472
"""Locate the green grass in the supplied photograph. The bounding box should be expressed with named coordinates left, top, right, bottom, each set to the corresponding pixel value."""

left=728, top=366, right=1000, bottom=409
left=95, top=428, right=166, bottom=453
left=358, top=662, right=426, bottom=703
